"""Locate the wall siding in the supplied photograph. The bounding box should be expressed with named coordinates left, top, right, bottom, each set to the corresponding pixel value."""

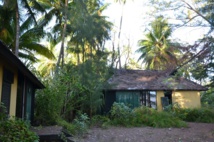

left=156, top=91, right=164, bottom=111
left=116, top=91, right=140, bottom=109
left=0, top=57, right=18, bottom=117
left=10, top=71, right=18, bottom=117
left=172, top=91, right=201, bottom=108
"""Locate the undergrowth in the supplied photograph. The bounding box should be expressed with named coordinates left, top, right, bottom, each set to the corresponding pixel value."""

left=109, top=102, right=187, bottom=128
left=166, top=104, right=214, bottom=123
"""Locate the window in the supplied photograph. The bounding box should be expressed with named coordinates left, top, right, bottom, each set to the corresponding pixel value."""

left=140, top=91, right=157, bottom=109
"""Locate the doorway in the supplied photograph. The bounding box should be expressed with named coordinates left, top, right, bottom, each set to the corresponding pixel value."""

left=164, top=91, right=172, bottom=105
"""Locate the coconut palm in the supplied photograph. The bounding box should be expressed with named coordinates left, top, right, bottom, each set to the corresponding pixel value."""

left=0, top=0, right=46, bottom=56
left=136, top=17, right=180, bottom=70
left=68, top=1, right=112, bottom=62
left=114, top=0, right=128, bottom=69
left=0, top=4, right=54, bottom=61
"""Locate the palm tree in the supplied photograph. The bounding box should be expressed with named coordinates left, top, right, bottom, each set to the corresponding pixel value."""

left=136, top=17, right=180, bottom=70
left=114, top=0, right=127, bottom=69
left=68, top=1, right=112, bottom=62
left=0, top=0, right=46, bottom=57
left=0, top=6, right=54, bottom=61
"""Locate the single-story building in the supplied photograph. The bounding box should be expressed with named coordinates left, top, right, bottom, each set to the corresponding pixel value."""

left=0, top=41, right=44, bottom=122
left=104, top=69, right=207, bottom=112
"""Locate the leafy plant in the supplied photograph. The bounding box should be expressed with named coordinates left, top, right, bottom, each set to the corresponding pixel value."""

left=108, top=104, right=186, bottom=128
left=165, top=104, right=214, bottom=123
left=57, top=119, right=77, bottom=135
left=73, top=112, right=90, bottom=136
left=0, top=103, right=7, bottom=121
left=132, top=106, right=187, bottom=128
left=34, top=82, right=65, bottom=125
left=0, top=119, right=39, bottom=142
left=110, top=102, right=133, bottom=126
left=90, top=115, right=111, bottom=128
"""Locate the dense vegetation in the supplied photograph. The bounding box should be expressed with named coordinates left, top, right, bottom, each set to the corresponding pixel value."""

left=0, top=0, right=214, bottom=138
left=0, top=103, right=39, bottom=142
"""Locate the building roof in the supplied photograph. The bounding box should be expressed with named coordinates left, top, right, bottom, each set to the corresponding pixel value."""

left=108, top=69, right=207, bottom=91
left=0, top=41, right=44, bottom=89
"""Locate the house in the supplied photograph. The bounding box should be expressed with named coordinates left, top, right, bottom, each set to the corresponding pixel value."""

left=0, top=41, right=44, bottom=122
left=104, top=69, right=207, bottom=112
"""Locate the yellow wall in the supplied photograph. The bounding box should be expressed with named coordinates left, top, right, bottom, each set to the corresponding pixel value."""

left=156, top=91, right=165, bottom=111
left=0, top=57, right=18, bottom=117
left=9, top=71, right=18, bottom=117
left=172, top=91, right=201, bottom=108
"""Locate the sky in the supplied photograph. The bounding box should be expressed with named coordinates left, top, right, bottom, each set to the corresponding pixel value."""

left=102, top=0, right=209, bottom=66
left=102, top=0, right=208, bottom=47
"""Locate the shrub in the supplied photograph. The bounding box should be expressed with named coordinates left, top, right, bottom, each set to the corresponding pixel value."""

left=110, top=102, right=133, bottom=126
left=57, top=119, right=77, bottom=135
left=109, top=103, right=186, bottom=128
left=0, top=119, right=39, bottom=142
left=132, top=106, right=187, bottom=128
left=57, top=113, right=90, bottom=136
left=34, top=85, right=63, bottom=125
left=73, top=113, right=90, bottom=135
left=184, top=108, right=214, bottom=123
left=90, top=115, right=110, bottom=128
left=166, top=104, right=214, bottom=123
left=0, top=103, right=7, bottom=121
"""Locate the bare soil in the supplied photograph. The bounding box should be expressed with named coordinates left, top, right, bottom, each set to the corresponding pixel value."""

left=75, top=123, right=214, bottom=142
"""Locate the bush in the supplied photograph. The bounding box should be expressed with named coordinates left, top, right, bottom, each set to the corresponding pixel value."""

left=73, top=113, right=90, bottom=135
left=132, top=106, right=187, bottom=128
left=57, top=119, right=77, bottom=135
left=34, top=83, right=64, bottom=125
left=90, top=115, right=110, bottom=128
left=109, top=103, right=186, bottom=128
left=166, top=104, right=214, bottom=123
left=110, top=102, right=133, bottom=126
left=0, top=103, right=7, bottom=121
left=0, top=119, right=39, bottom=142
left=183, top=108, right=214, bottom=123
left=58, top=112, right=90, bottom=136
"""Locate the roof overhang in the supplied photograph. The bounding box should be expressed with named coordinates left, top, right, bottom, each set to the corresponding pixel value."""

left=0, top=41, right=44, bottom=89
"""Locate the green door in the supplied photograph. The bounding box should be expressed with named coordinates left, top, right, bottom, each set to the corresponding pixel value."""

left=116, top=91, right=140, bottom=109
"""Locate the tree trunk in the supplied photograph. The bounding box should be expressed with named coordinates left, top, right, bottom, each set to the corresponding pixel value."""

left=56, top=0, right=68, bottom=72
left=14, top=2, right=20, bottom=57
left=117, top=4, right=124, bottom=69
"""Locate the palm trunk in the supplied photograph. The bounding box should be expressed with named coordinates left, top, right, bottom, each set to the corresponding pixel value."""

left=56, top=0, right=68, bottom=70
left=117, top=4, right=124, bottom=69
left=14, top=2, right=20, bottom=57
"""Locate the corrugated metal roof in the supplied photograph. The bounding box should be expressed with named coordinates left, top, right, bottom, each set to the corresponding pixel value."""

left=108, top=69, right=207, bottom=91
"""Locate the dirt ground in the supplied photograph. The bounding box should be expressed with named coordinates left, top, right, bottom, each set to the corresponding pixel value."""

left=75, top=123, right=214, bottom=142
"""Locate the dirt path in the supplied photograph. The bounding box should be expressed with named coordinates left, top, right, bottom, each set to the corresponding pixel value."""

left=75, top=123, right=214, bottom=142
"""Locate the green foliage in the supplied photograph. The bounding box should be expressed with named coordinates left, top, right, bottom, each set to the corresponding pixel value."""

left=35, top=57, right=111, bottom=125
left=0, top=103, right=7, bottom=121
left=73, top=113, right=90, bottom=135
left=132, top=106, right=187, bottom=128
left=57, top=112, right=90, bottom=136
left=57, top=119, right=77, bottom=135
left=0, top=119, right=39, bottom=142
left=109, top=103, right=186, bottom=128
left=201, top=89, right=214, bottom=107
left=136, top=16, right=180, bottom=70
left=110, top=102, right=133, bottom=126
left=165, top=104, right=214, bottom=123
left=35, top=82, right=64, bottom=125
left=90, top=115, right=111, bottom=128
